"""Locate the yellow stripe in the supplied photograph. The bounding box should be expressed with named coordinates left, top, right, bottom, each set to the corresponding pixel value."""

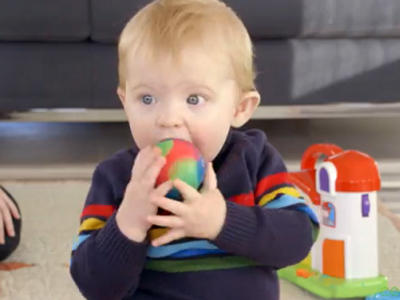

left=148, top=227, right=169, bottom=241
left=258, top=187, right=301, bottom=206
left=79, top=217, right=105, bottom=233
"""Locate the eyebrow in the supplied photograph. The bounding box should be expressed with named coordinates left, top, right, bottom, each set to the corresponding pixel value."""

left=130, top=82, right=216, bottom=94
left=179, top=82, right=216, bottom=94
left=130, top=84, right=156, bottom=91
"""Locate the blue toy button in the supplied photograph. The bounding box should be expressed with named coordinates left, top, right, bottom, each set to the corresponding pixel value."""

left=366, top=288, right=400, bottom=300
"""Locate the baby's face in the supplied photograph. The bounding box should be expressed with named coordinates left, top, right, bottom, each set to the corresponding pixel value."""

left=119, top=45, right=240, bottom=162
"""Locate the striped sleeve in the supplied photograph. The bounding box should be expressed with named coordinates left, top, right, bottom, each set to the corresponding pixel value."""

left=71, top=166, right=117, bottom=255
left=213, top=130, right=320, bottom=268
left=71, top=205, right=116, bottom=252
left=255, top=142, right=319, bottom=239
left=69, top=162, right=149, bottom=299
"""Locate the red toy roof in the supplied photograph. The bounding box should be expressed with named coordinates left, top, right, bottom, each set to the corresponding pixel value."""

left=326, top=150, right=381, bottom=192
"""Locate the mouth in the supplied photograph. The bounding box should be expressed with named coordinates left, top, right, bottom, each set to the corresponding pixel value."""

left=158, top=136, right=192, bottom=143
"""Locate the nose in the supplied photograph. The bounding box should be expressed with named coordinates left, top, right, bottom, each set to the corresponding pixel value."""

left=156, top=102, right=184, bottom=128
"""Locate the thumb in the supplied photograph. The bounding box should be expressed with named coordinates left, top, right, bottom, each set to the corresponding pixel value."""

left=201, top=162, right=217, bottom=192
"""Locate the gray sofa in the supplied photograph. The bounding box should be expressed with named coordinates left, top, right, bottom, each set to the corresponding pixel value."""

left=1, top=0, right=400, bottom=115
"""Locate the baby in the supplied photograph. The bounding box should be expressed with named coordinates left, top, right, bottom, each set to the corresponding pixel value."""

left=70, top=1, right=319, bottom=299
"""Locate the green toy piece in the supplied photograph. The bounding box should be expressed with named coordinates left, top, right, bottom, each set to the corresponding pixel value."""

left=278, top=264, right=388, bottom=298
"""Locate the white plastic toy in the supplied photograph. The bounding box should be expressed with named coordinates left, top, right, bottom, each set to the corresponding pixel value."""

left=278, top=144, right=388, bottom=298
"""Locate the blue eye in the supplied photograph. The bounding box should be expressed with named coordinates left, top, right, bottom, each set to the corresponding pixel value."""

left=187, top=95, right=204, bottom=105
left=141, top=95, right=155, bottom=105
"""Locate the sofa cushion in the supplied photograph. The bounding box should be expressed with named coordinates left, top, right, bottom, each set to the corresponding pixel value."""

left=90, top=0, right=303, bottom=43
left=91, top=0, right=400, bottom=43
left=232, top=0, right=400, bottom=38
left=0, top=43, right=116, bottom=110
left=0, top=0, right=90, bottom=42
left=2, top=39, right=399, bottom=111
left=300, top=0, right=400, bottom=38
left=255, top=39, right=400, bottom=105
left=91, top=0, right=148, bottom=43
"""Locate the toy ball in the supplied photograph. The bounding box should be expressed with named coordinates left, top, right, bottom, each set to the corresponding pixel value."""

left=155, top=138, right=205, bottom=200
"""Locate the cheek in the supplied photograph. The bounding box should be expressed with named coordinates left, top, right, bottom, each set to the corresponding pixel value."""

left=191, top=120, right=231, bottom=162
left=128, top=116, right=154, bottom=148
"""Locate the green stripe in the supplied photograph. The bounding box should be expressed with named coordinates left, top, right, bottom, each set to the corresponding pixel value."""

left=144, top=255, right=258, bottom=273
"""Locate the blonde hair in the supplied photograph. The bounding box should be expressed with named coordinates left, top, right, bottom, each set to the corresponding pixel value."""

left=117, top=0, right=256, bottom=92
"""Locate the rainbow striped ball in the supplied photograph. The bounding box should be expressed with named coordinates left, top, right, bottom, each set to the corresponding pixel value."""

left=155, top=138, right=205, bottom=200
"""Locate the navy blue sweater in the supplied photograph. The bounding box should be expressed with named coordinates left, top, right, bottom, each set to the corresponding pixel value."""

left=70, top=129, right=318, bottom=300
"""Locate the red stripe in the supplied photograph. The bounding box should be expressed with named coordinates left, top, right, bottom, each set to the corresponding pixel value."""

left=81, top=204, right=116, bottom=218
left=229, top=192, right=254, bottom=206
left=255, top=172, right=290, bottom=198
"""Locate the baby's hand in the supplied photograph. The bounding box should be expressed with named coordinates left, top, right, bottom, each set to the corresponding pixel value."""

left=147, top=163, right=227, bottom=246
left=116, top=146, right=172, bottom=242
left=0, top=187, right=21, bottom=245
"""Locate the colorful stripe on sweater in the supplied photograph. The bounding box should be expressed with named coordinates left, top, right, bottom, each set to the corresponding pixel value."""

left=72, top=204, right=116, bottom=251
left=72, top=172, right=318, bottom=273
left=145, top=172, right=318, bottom=268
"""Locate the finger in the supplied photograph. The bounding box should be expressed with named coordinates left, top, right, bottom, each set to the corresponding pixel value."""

left=150, top=196, right=186, bottom=216
left=201, top=162, right=217, bottom=192
left=132, top=146, right=162, bottom=178
left=152, top=228, right=185, bottom=247
left=173, top=179, right=200, bottom=201
left=131, top=146, right=153, bottom=174
left=147, top=214, right=184, bottom=228
left=154, top=180, right=174, bottom=197
left=141, top=154, right=166, bottom=188
left=0, top=219, right=4, bottom=244
left=2, top=193, right=20, bottom=219
left=0, top=188, right=9, bottom=204
left=2, top=208, right=15, bottom=237
left=0, top=201, right=14, bottom=237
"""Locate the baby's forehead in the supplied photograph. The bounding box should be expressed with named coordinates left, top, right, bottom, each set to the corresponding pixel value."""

left=126, top=44, right=234, bottom=82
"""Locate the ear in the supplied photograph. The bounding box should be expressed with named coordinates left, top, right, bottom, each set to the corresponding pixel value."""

left=231, top=90, right=260, bottom=128
left=117, top=87, right=126, bottom=107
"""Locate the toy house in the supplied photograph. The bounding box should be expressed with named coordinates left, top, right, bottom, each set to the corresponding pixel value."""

left=279, top=144, right=388, bottom=298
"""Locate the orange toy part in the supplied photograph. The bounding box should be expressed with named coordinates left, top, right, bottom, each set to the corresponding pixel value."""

left=291, top=144, right=381, bottom=203
left=289, top=144, right=343, bottom=205
left=288, top=169, right=320, bottom=205
left=323, top=239, right=345, bottom=278
left=301, top=144, right=343, bottom=171
left=325, top=150, right=381, bottom=192
left=296, top=268, right=313, bottom=278
left=0, top=262, right=34, bottom=271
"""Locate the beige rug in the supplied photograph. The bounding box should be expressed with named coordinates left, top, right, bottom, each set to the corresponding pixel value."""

left=0, top=181, right=399, bottom=300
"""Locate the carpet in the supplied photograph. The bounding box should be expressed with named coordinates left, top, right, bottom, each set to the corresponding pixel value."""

left=0, top=181, right=399, bottom=300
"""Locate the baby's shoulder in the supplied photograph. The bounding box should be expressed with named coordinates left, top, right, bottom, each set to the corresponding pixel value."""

left=228, top=128, right=285, bottom=171
left=229, top=128, right=269, bottom=156
left=95, top=148, right=137, bottom=181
